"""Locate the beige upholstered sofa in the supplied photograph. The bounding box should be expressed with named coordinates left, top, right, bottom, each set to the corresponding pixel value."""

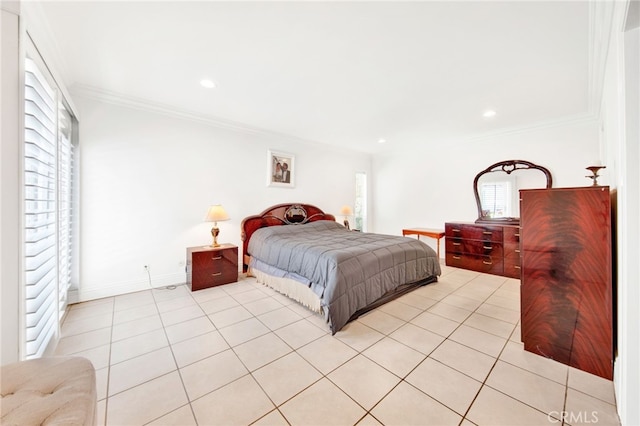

left=1, top=356, right=97, bottom=426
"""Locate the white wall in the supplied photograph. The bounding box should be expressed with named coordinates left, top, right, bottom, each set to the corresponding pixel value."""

left=0, top=6, right=22, bottom=365
left=600, top=2, right=640, bottom=423
left=370, top=119, right=599, bottom=255
left=619, top=26, right=640, bottom=426
left=73, top=96, right=371, bottom=301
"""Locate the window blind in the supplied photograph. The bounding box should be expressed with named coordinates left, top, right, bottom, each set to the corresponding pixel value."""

left=24, top=56, right=58, bottom=358
left=480, top=181, right=512, bottom=218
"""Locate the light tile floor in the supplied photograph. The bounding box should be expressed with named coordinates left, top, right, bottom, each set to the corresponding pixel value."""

left=57, top=265, right=621, bottom=426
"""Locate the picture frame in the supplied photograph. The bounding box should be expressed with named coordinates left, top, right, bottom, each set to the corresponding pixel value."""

left=267, top=149, right=295, bottom=188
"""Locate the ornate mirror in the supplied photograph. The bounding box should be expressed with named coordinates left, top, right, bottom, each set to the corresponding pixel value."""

left=474, top=160, right=552, bottom=224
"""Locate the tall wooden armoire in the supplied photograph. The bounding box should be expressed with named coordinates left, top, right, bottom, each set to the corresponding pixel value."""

left=520, top=186, right=613, bottom=379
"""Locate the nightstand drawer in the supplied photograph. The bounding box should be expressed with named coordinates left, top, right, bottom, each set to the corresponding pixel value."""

left=192, top=249, right=237, bottom=271
left=191, top=267, right=237, bottom=289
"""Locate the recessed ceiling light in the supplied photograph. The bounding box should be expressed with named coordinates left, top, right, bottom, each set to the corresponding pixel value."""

left=378, top=138, right=386, bottom=144
left=483, top=110, right=497, bottom=118
left=200, top=79, right=216, bottom=89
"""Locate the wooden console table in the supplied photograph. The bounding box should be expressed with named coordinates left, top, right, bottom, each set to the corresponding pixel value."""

left=402, top=228, right=445, bottom=259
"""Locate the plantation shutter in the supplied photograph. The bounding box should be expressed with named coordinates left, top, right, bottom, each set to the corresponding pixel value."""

left=58, top=105, right=74, bottom=317
left=24, top=56, right=58, bottom=358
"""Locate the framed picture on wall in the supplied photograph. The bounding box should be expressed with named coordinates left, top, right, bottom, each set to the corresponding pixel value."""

left=267, top=149, right=295, bottom=188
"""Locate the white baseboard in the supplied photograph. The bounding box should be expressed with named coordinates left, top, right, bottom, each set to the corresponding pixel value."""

left=68, top=272, right=186, bottom=304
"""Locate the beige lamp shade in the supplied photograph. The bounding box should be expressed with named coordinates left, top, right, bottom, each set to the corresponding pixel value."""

left=204, top=205, right=229, bottom=247
left=340, top=205, right=353, bottom=216
left=204, top=205, right=230, bottom=222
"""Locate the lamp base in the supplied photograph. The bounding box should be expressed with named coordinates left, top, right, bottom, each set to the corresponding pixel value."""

left=343, top=218, right=350, bottom=230
left=211, top=225, right=220, bottom=247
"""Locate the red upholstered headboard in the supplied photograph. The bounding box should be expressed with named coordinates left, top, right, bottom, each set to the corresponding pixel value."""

left=240, top=203, right=336, bottom=272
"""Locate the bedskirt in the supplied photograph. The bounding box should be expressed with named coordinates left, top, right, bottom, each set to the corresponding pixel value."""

left=249, top=257, right=438, bottom=333
left=250, top=267, right=322, bottom=314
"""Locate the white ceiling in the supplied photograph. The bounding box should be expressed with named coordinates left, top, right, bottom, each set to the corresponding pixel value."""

left=36, top=1, right=592, bottom=153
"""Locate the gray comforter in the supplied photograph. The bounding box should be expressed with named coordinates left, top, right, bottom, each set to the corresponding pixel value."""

left=248, top=220, right=441, bottom=333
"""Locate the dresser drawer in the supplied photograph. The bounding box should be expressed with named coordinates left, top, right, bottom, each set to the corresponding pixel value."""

left=503, top=226, right=521, bottom=274
left=504, top=242, right=520, bottom=255
left=445, top=252, right=504, bottom=275
left=503, top=226, right=521, bottom=244
left=503, top=256, right=521, bottom=278
left=445, top=238, right=503, bottom=257
left=503, top=243, right=520, bottom=259
left=445, top=223, right=503, bottom=243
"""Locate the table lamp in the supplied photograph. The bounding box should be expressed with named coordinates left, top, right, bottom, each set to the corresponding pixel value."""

left=204, top=205, right=230, bottom=247
left=340, top=205, right=353, bottom=230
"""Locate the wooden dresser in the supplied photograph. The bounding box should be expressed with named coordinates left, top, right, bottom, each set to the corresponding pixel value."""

left=186, top=244, right=238, bottom=291
left=520, top=186, right=613, bottom=379
left=444, top=222, right=521, bottom=278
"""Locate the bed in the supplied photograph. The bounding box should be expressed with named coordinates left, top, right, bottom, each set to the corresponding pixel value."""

left=241, top=203, right=441, bottom=334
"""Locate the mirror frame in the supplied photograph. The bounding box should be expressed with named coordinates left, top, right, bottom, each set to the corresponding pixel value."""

left=474, top=159, right=553, bottom=225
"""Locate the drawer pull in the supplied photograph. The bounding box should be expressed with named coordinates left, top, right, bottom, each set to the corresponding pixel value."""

left=514, top=265, right=521, bottom=269
left=452, top=242, right=461, bottom=246
left=211, top=272, right=222, bottom=277
left=482, top=231, right=492, bottom=235
left=482, top=260, right=492, bottom=265
left=452, top=228, right=461, bottom=233
left=452, top=255, right=461, bottom=260
left=514, top=233, right=520, bottom=237
left=212, top=256, right=222, bottom=260
left=515, top=249, right=521, bottom=253
left=483, top=245, right=492, bottom=250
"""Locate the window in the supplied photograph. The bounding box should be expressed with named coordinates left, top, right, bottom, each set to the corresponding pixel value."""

left=354, top=172, right=367, bottom=232
left=24, top=52, right=78, bottom=359
left=479, top=179, right=515, bottom=219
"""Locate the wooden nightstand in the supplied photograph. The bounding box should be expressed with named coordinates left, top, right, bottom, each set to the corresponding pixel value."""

left=186, top=244, right=238, bottom=291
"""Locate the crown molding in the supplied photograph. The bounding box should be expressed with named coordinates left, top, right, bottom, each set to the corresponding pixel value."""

left=70, top=83, right=371, bottom=155
left=1, top=1, right=19, bottom=15
left=73, top=83, right=599, bottom=155
left=464, top=112, right=598, bottom=143
left=70, top=84, right=283, bottom=136
left=370, top=111, right=599, bottom=156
